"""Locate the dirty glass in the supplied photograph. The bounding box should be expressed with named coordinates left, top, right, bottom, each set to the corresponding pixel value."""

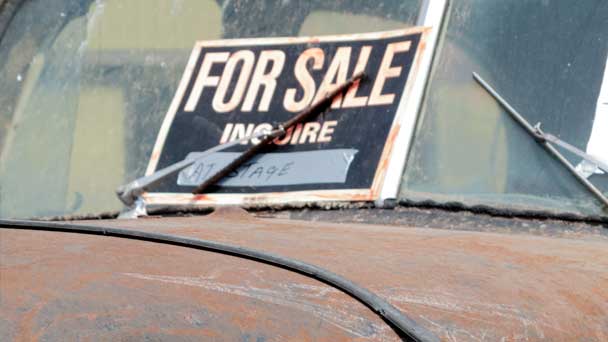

left=0, top=0, right=423, bottom=218
left=400, top=0, right=608, bottom=217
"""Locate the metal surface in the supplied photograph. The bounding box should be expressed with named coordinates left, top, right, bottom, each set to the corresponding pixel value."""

left=0, top=217, right=438, bottom=342
left=2, top=209, right=608, bottom=341
left=117, top=197, right=148, bottom=219
left=192, top=72, right=365, bottom=195
left=473, top=72, right=608, bottom=210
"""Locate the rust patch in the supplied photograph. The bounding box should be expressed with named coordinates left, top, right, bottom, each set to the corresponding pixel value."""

left=207, top=206, right=252, bottom=220
left=370, top=122, right=401, bottom=197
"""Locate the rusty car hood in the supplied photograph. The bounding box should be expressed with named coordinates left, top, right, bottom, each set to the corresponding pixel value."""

left=1, top=208, right=607, bottom=341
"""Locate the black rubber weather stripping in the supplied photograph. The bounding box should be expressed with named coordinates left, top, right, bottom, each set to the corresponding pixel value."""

left=0, top=219, right=439, bottom=342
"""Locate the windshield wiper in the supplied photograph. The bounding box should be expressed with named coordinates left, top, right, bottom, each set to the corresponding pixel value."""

left=0, top=218, right=439, bottom=342
left=193, top=71, right=365, bottom=194
left=117, top=72, right=365, bottom=218
left=115, top=129, right=281, bottom=218
left=539, top=131, right=608, bottom=174
left=116, top=129, right=279, bottom=207
left=473, top=72, right=608, bottom=210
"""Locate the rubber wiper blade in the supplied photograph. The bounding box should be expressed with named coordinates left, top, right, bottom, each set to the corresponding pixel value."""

left=540, top=131, right=608, bottom=174
left=473, top=72, right=608, bottom=210
left=192, top=71, right=366, bottom=194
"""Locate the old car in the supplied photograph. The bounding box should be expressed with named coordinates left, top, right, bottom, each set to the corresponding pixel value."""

left=1, top=0, right=607, bottom=341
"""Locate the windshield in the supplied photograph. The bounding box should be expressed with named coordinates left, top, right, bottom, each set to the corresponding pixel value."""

left=400, top=0, right=608, bottom=218
left=0, top=0, right=423, bottom=218
left=0, top=0, right=606, bottom=219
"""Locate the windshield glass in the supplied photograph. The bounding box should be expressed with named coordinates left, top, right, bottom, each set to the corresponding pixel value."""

left=0, top=0, right=423, bottom=218
left=400, top=0, right=608, bottom=218
left=1, top=0, right=606, bottom=220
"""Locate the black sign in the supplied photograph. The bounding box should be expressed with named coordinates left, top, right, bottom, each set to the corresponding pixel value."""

left=147, top=28, right=426, bottom=198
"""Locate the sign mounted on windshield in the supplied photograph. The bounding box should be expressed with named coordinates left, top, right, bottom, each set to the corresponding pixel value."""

left=145, top=27, right=429, bottom=206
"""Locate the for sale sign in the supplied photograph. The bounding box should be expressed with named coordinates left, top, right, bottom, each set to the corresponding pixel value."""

left=145, top=27, right=429, bottom=206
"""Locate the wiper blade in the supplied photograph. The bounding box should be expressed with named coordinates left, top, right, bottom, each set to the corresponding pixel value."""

left=540, top=131, right=608, bottom=174
left=192, top=71, right=365, bottom=194
left=473, top=72, right=608, bottom=210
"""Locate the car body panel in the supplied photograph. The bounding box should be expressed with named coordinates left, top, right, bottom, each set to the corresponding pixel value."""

left=2, top=208, right=607, bottom=341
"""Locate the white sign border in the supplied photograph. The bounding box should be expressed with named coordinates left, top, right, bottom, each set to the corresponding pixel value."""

left=377, top=0, right=449, bottom=206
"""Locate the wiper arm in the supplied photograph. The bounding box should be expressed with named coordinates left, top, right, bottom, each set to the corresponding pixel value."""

left=192, top=71, right=365, bottom=194
left=116, top=128, right=280, bottom=207
left=473, top=72, right=608, bottom=210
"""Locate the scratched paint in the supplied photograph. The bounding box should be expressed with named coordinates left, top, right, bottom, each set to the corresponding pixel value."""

left=1, top=211, right=608, bottom=341
left=122, top=273, right=392, bottom=339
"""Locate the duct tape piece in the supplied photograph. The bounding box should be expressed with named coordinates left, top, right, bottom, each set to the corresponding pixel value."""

left=178, top=149, right=358, bottom=187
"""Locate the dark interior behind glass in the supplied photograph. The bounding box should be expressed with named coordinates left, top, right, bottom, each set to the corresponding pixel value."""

left=401, top=0, right=608, bottom=217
